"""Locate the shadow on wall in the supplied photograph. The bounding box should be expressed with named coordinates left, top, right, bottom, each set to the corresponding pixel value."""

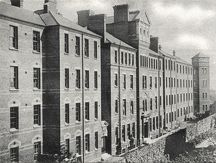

left=164, top=129, right=193, bottom=160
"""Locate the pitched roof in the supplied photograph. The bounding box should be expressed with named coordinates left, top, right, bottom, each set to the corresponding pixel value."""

left=0, top=2, right=45, bottom=26
left=105, top=32, right=135, bottom=50
left=175, top=56, right=191, bottom=65
left=192, top=52, right=209, bottom=58
left=39, top=11, right=101, bottom=37
left=106, top=10, right=150, bottom=25
left=160, top=50, right=191, bottom=65
left=129, top=10, right=150, bottom=24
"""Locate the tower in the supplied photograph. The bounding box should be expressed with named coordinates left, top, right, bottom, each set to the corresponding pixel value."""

left=192, top=52, right=210, bottom=115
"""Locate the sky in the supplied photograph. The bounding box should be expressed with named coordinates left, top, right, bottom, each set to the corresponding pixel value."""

left=2, top=0, right=216, bottom=90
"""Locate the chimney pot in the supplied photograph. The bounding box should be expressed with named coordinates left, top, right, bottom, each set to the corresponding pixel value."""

left=173, top=50, right=176, bottom=56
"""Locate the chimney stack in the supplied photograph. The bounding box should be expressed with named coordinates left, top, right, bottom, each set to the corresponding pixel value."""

left=113, top=4, right=129, bottom=23
left=150, top=37, right=159, bottom=53
left=44, top=0, right=58, bottom=13
left=77, top=10, right=107, bottom=42
left=77, top=10, right=95, bottom=27
left=173, top=50, right=176, bottom=56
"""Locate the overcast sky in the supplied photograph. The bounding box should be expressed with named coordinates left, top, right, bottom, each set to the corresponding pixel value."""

left=2, top=0, right=216, bottom=90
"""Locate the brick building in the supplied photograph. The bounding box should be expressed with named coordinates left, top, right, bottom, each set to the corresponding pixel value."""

left=192, top=53, right=210, bottom=115
left=39, top=1, right=102, bottom=162
left=160, top=50, right=193, bottom=132
left=77, top=11, right=137, bottom=155
left=0, top=1, right=44, bottom=162
left=0, top=0, right=102, bottom=162
left=0, top=1, right=209, bottom=162
left=105, top=4, right=194, bottom=144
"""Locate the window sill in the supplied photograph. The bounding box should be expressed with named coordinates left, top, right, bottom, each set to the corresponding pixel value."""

left=94, top=88, right=98, bottom=91
left=32, top=50, right=40, bottom=54
left=65, top=123, right=69, bottom=126
left=75, top=121, right=81, bottom=124
left=75, top=54, right=81, bottom=57
left=10, top=128, right=18, bottom=133
left=9, top=47, right=18, bottom=51
left=84, top=56, right=89, bottom=59
left=85, top=119, right=90, bottom=122
left=64, top=88, right=69, bottom=91
left=85, top=151, right=90, bottom=154
left=64, top=52, right=69, bottom=55
left=95, top=148, right=98, bottom=151
left=9, top=88, right=19, bottom=92
left=75, top=88, right=81, bottom=91
left=33, top=124, right=41, bottom=128
left=85, top=88, right=89, bottom=91
left=33, top=88, right=41, bottom=91
left=94, top=118, right=98, bottom=121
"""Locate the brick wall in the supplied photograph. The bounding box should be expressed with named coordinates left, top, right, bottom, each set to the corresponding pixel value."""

left=0, top=17, right=44, bottom=162
left=123, top=114, right=216, bottom=162
left=186, top=114, right=215, bottom=142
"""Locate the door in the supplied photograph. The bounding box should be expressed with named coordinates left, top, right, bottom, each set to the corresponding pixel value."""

left=144, top=122, right=149, bottom=138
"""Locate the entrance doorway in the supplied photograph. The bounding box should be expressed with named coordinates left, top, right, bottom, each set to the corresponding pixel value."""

left=144, top=122, right=148, bottom=138
left=101, top=137, right=106, bottom=153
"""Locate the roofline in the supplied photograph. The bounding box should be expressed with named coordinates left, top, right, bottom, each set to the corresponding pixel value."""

left=0, top=14, right=45, bottom=27
left=159, top=50, right=192, bottom=65
left=192, top=56, right=209, bottom=59
left=108, top=42, right=137, bottom=52
left=49, top=11, right=102, bottom=39
left=106, top=19, right=150, bottom=26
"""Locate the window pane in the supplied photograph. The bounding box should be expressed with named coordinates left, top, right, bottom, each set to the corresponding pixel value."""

left=76, top=103, right=81, bottom=121
left=33, top=68, right=40, bottom=89
left=75, top=36, right=80, bottom=56
left=10, top=107, right=19, bottom=129
left=34, top=105, right=41, bottom=125
left=84, top=39, right=89, bottom=57
left=65, top=104, right=69, bottom=124
left=33, top=31, right=40, bottom=52
left=10, top=147, right=19, bottom=162
left=94, top=41, right=97, bottom=59
left=64, top=33, right=69, bottom=53
left=65, top=68, right=69, bottom=88
left=85, top=70, right=89, bottom=88
left=76, top=69, right=80, bottom=89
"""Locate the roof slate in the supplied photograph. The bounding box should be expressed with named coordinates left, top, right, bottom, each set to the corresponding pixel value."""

left=39, top=11, right=101, bottom=37
left=105, top=32, right=135, bottom=50
left=192, top=52, right=209, bottom=58
left=0, top=2, right=45, bottom=26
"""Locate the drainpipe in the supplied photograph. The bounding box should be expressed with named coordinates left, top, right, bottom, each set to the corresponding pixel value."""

left=158, top=56, right=161, bottom=136
left=81, top=33, right=85, bottom=163
left=117, top=42, right=122, bottom=155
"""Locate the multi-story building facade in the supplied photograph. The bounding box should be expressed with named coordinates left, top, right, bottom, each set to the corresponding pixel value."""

left=192, top=53, right=210, bottom=115
left=39, top=1, right=102, bottom=162
left=160, top=51, right=193, bottom=132
left=0, top=1, right=209, bottom=162
left=0, top=0, right=102, bottom=162
left=77, top=11, right=137, bottom=155
left=0, top=1, right=44, bottom=162
left=106, top=4, right=194, bottom=144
